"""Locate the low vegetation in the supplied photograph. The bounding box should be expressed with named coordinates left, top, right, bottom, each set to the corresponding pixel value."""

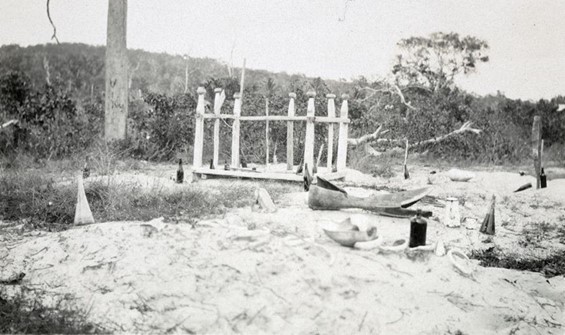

left=0, top=288, right=104, bottom=334
left=0, top=164, right=300, bottom=232
left=469, top=247, right=565, bottom=278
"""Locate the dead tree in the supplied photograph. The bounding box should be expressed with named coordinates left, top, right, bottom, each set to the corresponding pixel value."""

left=104, top=0, right=128, bottom=141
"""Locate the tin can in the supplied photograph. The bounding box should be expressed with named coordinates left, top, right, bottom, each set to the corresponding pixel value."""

left=444, top=197, right=461, bottom=227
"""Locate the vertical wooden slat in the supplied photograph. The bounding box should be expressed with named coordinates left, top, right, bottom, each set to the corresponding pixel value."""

left=337, top=94, right=349, bottom=171
left=532, top=115, right=541, bottom=189
left=212, top=88, right=222, bottom=169
left=304, top=91, right=316, bottom=175
left=287, top=93, right=296, bottom=170
left=193, top=87, right=206, bottom=168
left=231, top=93, right=242, bottom=168
left=265, top=99, right=270, bottom=167
left=326, top=93, right=336, bottom=171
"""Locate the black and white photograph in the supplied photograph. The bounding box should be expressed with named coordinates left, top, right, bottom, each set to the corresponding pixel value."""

left=0, top=1, right=564, bottom=334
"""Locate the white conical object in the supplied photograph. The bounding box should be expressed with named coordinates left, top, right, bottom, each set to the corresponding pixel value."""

left=435, top=240, right=446, bottom=256
left=74, top=174, right=95, bottom=225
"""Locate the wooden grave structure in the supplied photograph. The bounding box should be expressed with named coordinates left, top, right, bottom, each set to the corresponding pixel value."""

left=192, top=87, right=350, bottom=182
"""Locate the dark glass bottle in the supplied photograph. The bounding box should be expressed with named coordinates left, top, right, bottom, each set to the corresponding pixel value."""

left=540, top=168, right=547, bottom=188
left=409, top=209, right=427, bottom=248
left=176, top=159, right=184, bottom=183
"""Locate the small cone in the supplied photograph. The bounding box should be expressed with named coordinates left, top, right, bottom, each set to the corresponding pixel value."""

left=74, top=174, right=94, bottom=225
left=479, top=195, right=495, bottom=235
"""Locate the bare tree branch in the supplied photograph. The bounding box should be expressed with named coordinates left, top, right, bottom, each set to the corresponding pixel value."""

left=353, top=121, right=481, bottom=156
left=412, top=121, right=481, bottom=147
left=347, top=124, right=389, bottom=146
left=46, top=0, right=60, bottom=44
left=360, top=84, right=416, bottom=110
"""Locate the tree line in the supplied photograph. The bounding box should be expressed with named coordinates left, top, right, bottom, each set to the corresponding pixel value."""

left=1, top=35, right=564, bottom=165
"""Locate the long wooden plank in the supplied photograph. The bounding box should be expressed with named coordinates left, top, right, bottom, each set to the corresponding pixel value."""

left=192, top=168, right=346, bottom=182
left=201, top=114, right=349, bottom=123
left=287, top=93, right=296, bottom=170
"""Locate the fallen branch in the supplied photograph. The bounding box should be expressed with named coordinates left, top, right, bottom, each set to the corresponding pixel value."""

left=347, top=124, right=388, bottom=146
left=411, top=121, right=481, bottom=147
left=353, top=121, right=481, bottom=156
left=1, top=119, right=18, bottom=130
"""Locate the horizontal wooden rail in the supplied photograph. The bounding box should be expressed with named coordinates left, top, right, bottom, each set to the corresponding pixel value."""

left=201, top=114, right=349, bottom=123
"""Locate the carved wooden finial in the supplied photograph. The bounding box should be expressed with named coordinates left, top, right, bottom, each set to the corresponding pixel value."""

left=341, top=93, right=349, bottom=100
left=197, top=87, right=206, bottom=95
left=234, top=93, right=241, bottom=99
left=214, top=88, right=222, bottom=93
left=289, top=93, right=297, bottom=99
left=326, top=93, right=336, bottom=99
left=307, top=91, right=316, bottom=98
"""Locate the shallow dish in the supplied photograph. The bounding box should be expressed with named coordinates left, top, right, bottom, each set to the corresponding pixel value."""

left=448, top=249, right=474, bottom=275
left=321, top=219, right=378, bottom=247
left=378, top=238, right=408, bottom=253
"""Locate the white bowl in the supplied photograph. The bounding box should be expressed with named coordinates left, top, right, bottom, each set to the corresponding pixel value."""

left=446, top=169, right=475, bottom=182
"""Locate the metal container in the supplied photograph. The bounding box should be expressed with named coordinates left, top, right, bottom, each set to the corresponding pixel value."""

left=444, top=197, right=461, bottom=227
left=409, top=209, right=427, bottom=248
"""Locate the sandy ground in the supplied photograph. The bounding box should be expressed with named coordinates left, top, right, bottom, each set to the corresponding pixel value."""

left=1, top=165, right=565, bottom=334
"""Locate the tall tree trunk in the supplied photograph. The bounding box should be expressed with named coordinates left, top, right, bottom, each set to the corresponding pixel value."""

left=105, top=0, right=128, bottom=141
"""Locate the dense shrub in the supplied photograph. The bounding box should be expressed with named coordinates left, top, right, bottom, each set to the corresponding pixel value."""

left=0, top=71, right=101, bottom=159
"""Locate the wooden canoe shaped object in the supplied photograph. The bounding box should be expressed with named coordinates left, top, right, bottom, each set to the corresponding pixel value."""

left=308, top=185, right=432, bottom=211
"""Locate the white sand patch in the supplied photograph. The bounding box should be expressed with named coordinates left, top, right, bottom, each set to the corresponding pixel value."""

left=2, top=166, right=565, bottom=333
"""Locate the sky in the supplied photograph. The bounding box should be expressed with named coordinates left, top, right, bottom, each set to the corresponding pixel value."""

left=1, top=0, right=564, bottom=100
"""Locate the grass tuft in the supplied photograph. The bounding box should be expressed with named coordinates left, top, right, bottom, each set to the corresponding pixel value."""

left=0, top=169, right=300, bottom=231
left=469, top=247, right=565, bottom=278
left=0, top=288, right=104, bottom=334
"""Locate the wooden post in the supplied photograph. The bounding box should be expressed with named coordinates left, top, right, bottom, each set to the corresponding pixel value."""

left=336, top=94, right=349, bottom=171
left=326, top=94, right=336, bottom=170
left=104, top=0, right=128, bottom=141
left=304, top=91, right=316, bottom=175
left=212, top=88, right=222, bottom=169
left=265, top=99, right=270, bottom=167
left=532, top=115, right=542, bottom=189
left=193, top=87, right=206, bottom=168
left=287, top=93, right=296, bottom=170
left=231, top=93, right=242, bottom=168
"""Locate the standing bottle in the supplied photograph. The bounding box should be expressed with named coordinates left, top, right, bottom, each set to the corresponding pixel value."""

left=176, top=159, right=184, bottom=183
left=540, top=167, right=547, bottom=188
left=409, top=209, right=427, bottom=248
